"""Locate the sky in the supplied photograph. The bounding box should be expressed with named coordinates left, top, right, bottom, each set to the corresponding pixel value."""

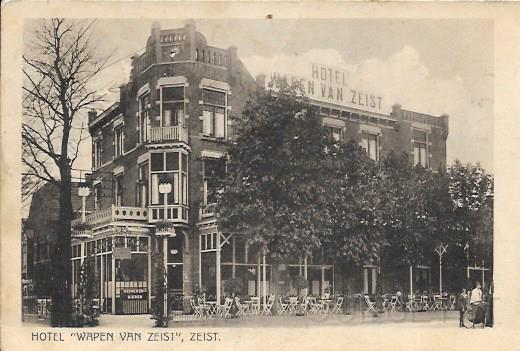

left=82, top=18, right=494, bottom=173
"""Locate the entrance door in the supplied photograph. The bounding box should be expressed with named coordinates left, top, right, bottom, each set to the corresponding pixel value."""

left=114, top=253, right=149, bottom=314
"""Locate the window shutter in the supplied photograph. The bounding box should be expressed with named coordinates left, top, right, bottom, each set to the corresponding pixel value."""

left=215, top=111, right=225, bottom=138
left=202, top=110, right=212, bottom=135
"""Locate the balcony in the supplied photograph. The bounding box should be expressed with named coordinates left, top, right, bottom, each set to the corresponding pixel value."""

left=71, top=205, right=148, bottom=228
left=199, top=203, right=217, bottom=220
left=146, top=126, right=188, bottom=144
left=71, top=229, right=93, bottom=240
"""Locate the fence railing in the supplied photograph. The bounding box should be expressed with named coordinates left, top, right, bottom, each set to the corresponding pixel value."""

left=23, top=296, right=51, bottom=317
left=71, top=205, right=148, bottom=228
left=147, top=126, right=188, bottom=143
left=199, top=203, right=217, bottom=220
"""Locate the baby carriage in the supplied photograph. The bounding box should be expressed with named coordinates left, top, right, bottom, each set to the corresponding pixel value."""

left=463, top=301, right=488, bottom=328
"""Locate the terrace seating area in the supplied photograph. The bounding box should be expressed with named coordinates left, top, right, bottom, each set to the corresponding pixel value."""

left=177, top=294, right=346, bottom=320
left=362, top=292, right=457, bottom=313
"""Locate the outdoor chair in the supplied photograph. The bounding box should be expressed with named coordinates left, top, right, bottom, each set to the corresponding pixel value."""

left=364, top=295, right=377, bottom=313
left=332, top=296, right=344, bottom=313
left=448, top=295, right=456, bottom=311
left=432, top=295, right=443, bottom=311
left=288, top=296, right=299, bottom=314
left=237, top=298, right=249, bottom=317
left=190, top=297, right=204, bottom=319
left=308, top=296, right=324, bottom=314
left=278, top=297, right=289, bottom=314
left=405, top=295, right=417, bottom=312
left=262, top=295, right=275, bottom=316
left=387, top=295, right=398, bottom=312
left=250, top=296, right=261, bottom=315
left=297, top=297, right=310, bottom=315
left=421, top=295, right=431, bottom=311
left=219, top=298, right=233, bottom=318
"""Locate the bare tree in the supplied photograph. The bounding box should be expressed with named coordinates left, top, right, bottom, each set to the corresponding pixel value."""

left=22, top=18, right=107, bottom=326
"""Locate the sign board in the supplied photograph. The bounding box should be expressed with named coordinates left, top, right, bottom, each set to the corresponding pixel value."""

left=113, top=247, right=132, bottom=260
left=266, top=63, right=385, bottom=114
left=122, top=288, right=148, bottom=300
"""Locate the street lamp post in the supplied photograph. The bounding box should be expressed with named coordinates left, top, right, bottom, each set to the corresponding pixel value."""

left=158, top=182, right=173, bottom=319
left=77, top=186, right=90, bottom=315
left=435, top=243, right=448, bottom=295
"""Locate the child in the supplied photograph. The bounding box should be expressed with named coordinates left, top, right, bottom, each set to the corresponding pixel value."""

left=457, top=288, right=468, bottom=328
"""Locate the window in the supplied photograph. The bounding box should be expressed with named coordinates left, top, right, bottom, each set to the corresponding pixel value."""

left=161, top=86, right=185, bottom=127
left=114, top=174, right=124, bottom=206
left=114, top=125, right=124, bottom=158
left=150, top=151, right=188, bottom=207
left=139, top=93, right=151, bottom=143
left=94, top=183, right=102, bottom=211
left=136, top=162, right=149, bottom=207
left=202, top=88, right=226, bottom=138
left=361, top=132, right=379, bottom=161
left=195, top=49, right=199, bottom=61
left=93, top=138, right=102, bottom=168
left=413, top=129, right=429, bottom=167
left=324, top=126, right=342, bottom=142
left=203, top=157, right=226, bottom=205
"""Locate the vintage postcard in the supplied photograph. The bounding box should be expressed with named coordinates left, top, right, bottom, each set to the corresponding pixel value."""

left=2, top=1, right=520, bottom=350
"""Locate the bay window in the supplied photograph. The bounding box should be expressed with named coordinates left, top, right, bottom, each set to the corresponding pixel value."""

left=202, top=88, right=226, bottom=138
left=413, top=129, right=429, bottom=167
left=150, top=151, right=188, bottom=208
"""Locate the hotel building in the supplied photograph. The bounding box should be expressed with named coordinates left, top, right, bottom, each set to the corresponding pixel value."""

left=65, top=20, right=449, bottom=314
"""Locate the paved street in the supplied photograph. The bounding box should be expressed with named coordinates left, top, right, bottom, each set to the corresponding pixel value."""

left=88, top=310, right=461, bottom=329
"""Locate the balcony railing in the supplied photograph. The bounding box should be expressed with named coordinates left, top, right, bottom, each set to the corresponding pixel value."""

left=199, top=203, right=217, bottom=220
left=71, top=205, right=148, bottom=228
left=147, top=126, right=188, bottom=143
left=71, top=229, right=93, bottom=240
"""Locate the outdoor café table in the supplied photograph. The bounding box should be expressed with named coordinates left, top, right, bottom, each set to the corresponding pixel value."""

left=320, top=299, right=332, bottom=313
left=206, top=301, right=218, bottom=317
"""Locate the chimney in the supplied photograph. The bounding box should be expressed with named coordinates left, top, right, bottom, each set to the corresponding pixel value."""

left=440, top=113, right=449, bottom=139
left=88, top=109, right=97, bottom=123
left=228, top=46, right=238, bottom=66
left=184, top=19, right=196, bottom=60
left=391, top=103, right=402, bottom=120
left=151, top=21, right=162, bottom=63
left=119, top=85, right=128, bottom=113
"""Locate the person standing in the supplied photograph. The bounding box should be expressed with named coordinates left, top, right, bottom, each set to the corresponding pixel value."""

left=470, top=281, right=483, bottom=305
left=457, top=288, right=468, bottom=328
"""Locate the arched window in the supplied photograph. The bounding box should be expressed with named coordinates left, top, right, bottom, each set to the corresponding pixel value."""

left=195, top=49, right=199, bottom=61
left=213, top=53, right=216, bottom=64
left=202, top=50, right=205, bottom=61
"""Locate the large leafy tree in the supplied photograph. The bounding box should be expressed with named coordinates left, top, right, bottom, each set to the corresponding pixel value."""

left=322, top=140, right=385, bottom=275
left=217, top=82, right=335, bottom=293
left=448, top=161, right=494, bottom=270
left=379, top=154, right=440, bottom=276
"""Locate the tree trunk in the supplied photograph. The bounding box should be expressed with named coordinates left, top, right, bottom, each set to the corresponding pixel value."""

left=51, top=166, right=73, bottom=326
left=270, top=260, right=281, bottom=315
